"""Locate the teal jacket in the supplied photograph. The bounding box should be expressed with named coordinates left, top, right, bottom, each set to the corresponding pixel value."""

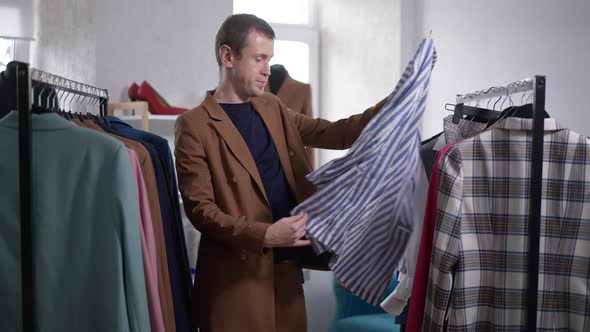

left=0, top=112, right=150, bottom=331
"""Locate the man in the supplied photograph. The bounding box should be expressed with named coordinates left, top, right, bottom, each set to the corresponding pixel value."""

left=175, top=14, right=388, bottom=332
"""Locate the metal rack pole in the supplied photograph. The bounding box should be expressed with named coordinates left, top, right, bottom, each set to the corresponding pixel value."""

left=15, top=61, right=34, bottom=331
left=526, top=76, right=545, bottom=331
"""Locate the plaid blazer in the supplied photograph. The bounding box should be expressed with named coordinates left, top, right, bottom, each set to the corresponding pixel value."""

left=424, top=117, right=590, bottom=331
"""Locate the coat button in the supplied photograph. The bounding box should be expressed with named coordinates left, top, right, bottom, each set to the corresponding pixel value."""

left=240, top=252, right=247, bottom=261
left=289, top=151, right=295, bottom=157
left=232, top=177, right=237, bottom=183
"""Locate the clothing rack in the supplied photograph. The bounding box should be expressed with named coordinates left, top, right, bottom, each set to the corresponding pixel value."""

left=455, top=76, right=546, bottom=331
left=7, top=60, right=109, bottom=331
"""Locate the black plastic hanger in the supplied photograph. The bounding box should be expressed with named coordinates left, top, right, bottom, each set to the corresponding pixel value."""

left=446, top=103, right=501, bottom=124
left=484, top=103, right=550, bottom=129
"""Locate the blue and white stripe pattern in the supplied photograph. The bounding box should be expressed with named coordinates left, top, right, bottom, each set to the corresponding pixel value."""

left=292, top=37, right=436, bottom=305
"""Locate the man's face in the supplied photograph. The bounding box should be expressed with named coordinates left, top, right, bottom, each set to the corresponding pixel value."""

left=230, top=30, right=274, bottom=98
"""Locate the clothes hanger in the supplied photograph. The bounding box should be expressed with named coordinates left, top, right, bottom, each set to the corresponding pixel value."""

left=67, top=84, right=78, bottom=120
left=483, top=88, right=515, bottom=128
left=88, top=87, right=108, bottom=126
left=63, top=88, right=74, bottom=120
left=31, top=81, right=51, bottom=114
left=73, top=91, right=83, bottom=121
left=447, top=98, right=502, bottom=124
left=46, top=89, right=57, bottom=111
left=57, top=85, right=68, bottom=118
left=81, top=93, right=91, bottom=122
left=56, top=78, right=69, bottom=114
left=43, top=75, right=60, bottom=112
left=484, top=84, right=550, bottom=129
left=448, top=85, right=503, bottom=124
left=100, top=96, right=108, bottom=118
left=87, top=93, right=104, bottom=125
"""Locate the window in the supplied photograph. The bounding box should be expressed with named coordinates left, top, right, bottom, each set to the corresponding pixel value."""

left=0, top=37, right=15, bottom=71
left=271, top=40, right=309, bottom=83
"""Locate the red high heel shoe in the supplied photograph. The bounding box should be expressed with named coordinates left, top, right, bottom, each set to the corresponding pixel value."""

left=137, top=80, right=187, bottom=115
left=128, top=82, right=140, bottom=101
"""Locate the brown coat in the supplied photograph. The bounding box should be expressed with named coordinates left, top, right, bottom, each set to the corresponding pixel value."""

left=174, top=91, right=387, bottom=331
left=265, top=73, right=313, bottom=118
left=265, top=73, right=315, bottom=164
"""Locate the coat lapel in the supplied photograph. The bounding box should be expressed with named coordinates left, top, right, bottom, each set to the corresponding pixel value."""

left=202, top=92, right=269, bottom=205
left=251, top=96, right=298, bottom=196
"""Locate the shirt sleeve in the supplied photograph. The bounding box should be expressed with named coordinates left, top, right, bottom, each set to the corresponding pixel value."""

left=422, top=147, right=463, bottom=332
left=282, top=95, right=389, bottom=151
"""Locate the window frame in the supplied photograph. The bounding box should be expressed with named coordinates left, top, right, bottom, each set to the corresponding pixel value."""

left=14, top=39, right=30, bottom=63
left=0, top=38, right=31, bottom=71
left=270, top=23, right=319, bottom=117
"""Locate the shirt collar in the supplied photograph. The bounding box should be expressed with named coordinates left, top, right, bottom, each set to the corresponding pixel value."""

left=492, top=117, right=561, bottom=132
left=0, top=111, right=75, bottom=131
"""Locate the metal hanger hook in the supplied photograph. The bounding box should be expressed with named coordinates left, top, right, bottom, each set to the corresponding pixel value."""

left=506, top=84, right=515, bottom=107
left=492, top=93, right=502, bottom=111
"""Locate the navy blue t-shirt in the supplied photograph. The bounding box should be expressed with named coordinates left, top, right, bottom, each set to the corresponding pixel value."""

left=220, top=102, right=297, bottom=263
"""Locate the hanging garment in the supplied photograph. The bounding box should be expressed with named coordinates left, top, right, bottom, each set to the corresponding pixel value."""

left=74, top=119, right=177, bottom=332
left=0, top=112, right=150, bottom=331
left=400, top=116, right=489, bottom=329
left=292, top=37, right=437, bottom=305
left=420, top=133, right=443, bottom=179
left=388, top=116, right=489, bottom=321
left=265, top=64, right=315, bottom=164
left=380, top=164, right=428, bottom=315
left=406, top=142, right=456, bottom=332
left=424, top=117, right=590, bottom=331
left=106, top=116, right=189, bottom=281
left=128, top=149, right=165, bottom=332
left=105, top=117, right=192, bottom=332
left=442, top=114, right=487, bottom=144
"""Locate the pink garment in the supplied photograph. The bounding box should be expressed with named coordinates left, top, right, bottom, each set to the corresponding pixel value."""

left=406, top=143, right=454, bottom=332
left=127, top=149, right=165, bottom=332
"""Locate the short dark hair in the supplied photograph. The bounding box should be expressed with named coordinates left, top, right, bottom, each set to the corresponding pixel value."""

left=215, top=14, right=275, bottom=67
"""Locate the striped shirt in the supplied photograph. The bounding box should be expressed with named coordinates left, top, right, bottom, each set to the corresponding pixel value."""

left=292, top=37, right=437, bottom=305
left=424, top=117, right=590, bottom=331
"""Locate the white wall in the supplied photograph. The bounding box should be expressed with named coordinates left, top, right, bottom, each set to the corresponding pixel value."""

left=0, top=0, right=34, bottom=40
left=95, top=0, right=233, bottom=107
left=317, top=0, right=401, bottom=166
left=415, top=0, right=590, bottom=138
left=30, top=0, right=96, bottom=84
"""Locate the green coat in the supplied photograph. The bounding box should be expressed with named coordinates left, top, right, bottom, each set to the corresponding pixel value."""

left=0, top=112, right=150, bottom=331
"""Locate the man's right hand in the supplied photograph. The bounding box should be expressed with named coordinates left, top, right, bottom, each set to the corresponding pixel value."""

left=263, top=212, right=311, bottom=248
